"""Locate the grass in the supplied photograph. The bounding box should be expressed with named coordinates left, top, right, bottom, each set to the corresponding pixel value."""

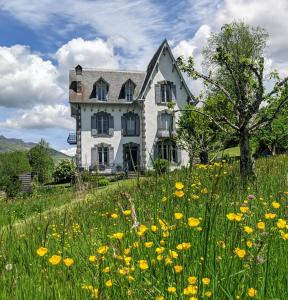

left=0, top=156, right=287, bottom=299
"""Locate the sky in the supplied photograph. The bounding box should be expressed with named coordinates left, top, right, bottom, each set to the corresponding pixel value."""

left=0, top=0, right=288, bottom=156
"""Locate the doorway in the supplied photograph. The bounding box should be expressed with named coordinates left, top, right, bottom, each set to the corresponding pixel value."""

left=123, top=143, right=140, bottom=171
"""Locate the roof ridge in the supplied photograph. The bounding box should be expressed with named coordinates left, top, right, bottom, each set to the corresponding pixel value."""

left=69, top=67, right=145, bottom=73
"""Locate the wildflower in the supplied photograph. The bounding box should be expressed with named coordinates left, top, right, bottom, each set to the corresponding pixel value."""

left=138, top=260, right=149, bottom=270
left=188, top=276, right=197, bottom=284
left=247, top=288, right=257, bottom=297
left=191, top=194, right=200, bottom=200
left=105, top=280, right=113, bottom=287
left=201, top=188, right=208, bottom=194
left=175, top=182, right=184, bottom=190
left=204, top=291, right=212, bottom=297
left=217, top=241, right=226, bottom=249
left=159, top=219, right=169, bottom=231
left=277, top=219, right=286, bottom=229
left=112, top=232, right=124, bottom=240
left=155, top=296, right=164, bottom=300
left=157, top=255, right=163, bottom=261
left=89, top=255, right=97, bottom=262
left=240, top=206, right=249, bottom=213
left=111, top=213, right=118, bottom=219
left=161, top=196, right=167, bottom=202
left=247, top=194, right=256, bottom=200
left=272, top=201, right=280, bottom=209
left=144, top=241, right=153, bottom=248
left=165, top=257, right=172, bottom=265
left=176, top=242, right=191, bottom=251
left=162, top=231, right=169, bottom=238
left=49, top=255, right=62, bottom=265
left=36, top=247, right=48, bottom=257
left=244, top=226, right=253, bottom=234
left=189, top=297, right=198, bottom=300
left=281, top=232, right=288, bottom=240
left=167, top=287, right=176, bottom=293
left=174, top=212, right=184, bottom=220
left=102, top=267, right=110, bottom=273
left=174, top=265, right=183, bottom=273
left=137, top=224, right=148, bottom=236
left=169, top=250, right=178, bottom=258
left=226, top=213, right=236, bottom=221
left=156, top=247, right=165, bottom=254
left=257, top=221, right=265, bottom=230
left=63, top=258, right=74, bottom=267
left=202, top=277, right=210, bottom=285
left=188, top=217, right=200, bottom=227
left=235, top=213, right=243, bottom=221
left=174, top=190, right=185, bottom=198
left=265, top=213, right=276, bottom=219
left=97, top=245, right=109, bottom=254
left=183, top=285, right=197, bottom=295
left=123, top=210, right=131, bottom=216
left=246, top=241, right=253, bottom=248
left=234, top=248, right=246, bottom=258
left=151, top=225, right=158, bottom=232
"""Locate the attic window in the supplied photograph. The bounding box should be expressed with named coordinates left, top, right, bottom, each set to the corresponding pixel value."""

left=119, top=79, right=135, bottom=101
left=95, top=79, right=109, bottom=101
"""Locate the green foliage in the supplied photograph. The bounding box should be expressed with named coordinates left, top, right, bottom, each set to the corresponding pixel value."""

left=98, top=178, right=110, bottom=187
left=153, top=158, right=170, bottom=174
left=54, top=159, right=76, bottom=183
left=28, top=139, right=54, bottom=184
left=0, top=151, right=31, bottom=197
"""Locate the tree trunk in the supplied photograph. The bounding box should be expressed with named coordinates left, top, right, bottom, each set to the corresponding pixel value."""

left=200, top=150, right=209, bottom=164
left=239, top=127, right=255, bottom=179
left=271, top=143, right=276, bottom=156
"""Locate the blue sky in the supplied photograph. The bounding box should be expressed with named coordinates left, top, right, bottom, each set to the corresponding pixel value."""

left=0, top=0, right=287, bottom=155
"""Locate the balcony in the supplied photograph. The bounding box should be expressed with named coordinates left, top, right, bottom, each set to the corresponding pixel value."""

left=157, top=129, right=176, bottom=138
left=67, top=133, right=77, bottom=145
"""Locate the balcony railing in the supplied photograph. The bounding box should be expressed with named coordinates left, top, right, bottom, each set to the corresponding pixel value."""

left=67, top=133, right=77, bottom=145
left=156, top=129, right=176, bottom=138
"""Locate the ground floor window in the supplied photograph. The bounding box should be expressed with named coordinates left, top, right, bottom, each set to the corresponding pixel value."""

left=98, top=147, right=109, bottom=165
left=156, top=140, right=177, bottom=163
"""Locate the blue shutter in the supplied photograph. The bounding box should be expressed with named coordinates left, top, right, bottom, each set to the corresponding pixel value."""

left=91, top=115, right=97, bottom=136
left=155, top=84, right=161, bottom=104
left=108, top=115, right=114, bottom=136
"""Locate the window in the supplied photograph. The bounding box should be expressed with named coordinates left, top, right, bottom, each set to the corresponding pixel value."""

left=97, top=114, right=109, bottom=135
left=91, top=112, right=114, bottom=136
left=76, top=81, right=82, bottom=93
left=161, top=84, right=172, bottom=103
left=160, top=113, right=173, bottom=130
left=93, top=79, right=108, bottom=101
left=122, top=112, right=140, bottom=136
left=156, top=140, right=177, bottom=163
left=155, top=82, right=176, bottom=104
left=125, top=80, right=134, bottom=101
left=98, top=147, right=109, bottom=166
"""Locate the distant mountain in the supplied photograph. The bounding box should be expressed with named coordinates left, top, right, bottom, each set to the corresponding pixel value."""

left=0, top=135, right=70, bottom=161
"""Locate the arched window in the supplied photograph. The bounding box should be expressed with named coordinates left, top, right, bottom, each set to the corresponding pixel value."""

left=91, top=112, right=114, bottom=136
left=155, top=139, right=180, bottom=164
left=119, top=79, right=135, bottom=101
left=92, top=78, right=109, bottom=101
left=121, top=112, right=140, bottom=136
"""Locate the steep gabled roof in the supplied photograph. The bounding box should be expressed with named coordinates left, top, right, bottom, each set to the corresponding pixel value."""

left=138, top=39, right=197, bottom=102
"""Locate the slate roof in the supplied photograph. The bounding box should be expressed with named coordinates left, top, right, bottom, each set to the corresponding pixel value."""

left=69, top=69, right=145, bottom=103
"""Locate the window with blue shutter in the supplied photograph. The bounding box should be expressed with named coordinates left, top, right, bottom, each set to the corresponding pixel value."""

left=121, top=112, right=140, bottom=136
left=91, top=112, right=114, bottom=137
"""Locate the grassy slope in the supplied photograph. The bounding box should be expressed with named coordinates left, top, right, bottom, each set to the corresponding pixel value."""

left=0, top=156, right=287, bottom=299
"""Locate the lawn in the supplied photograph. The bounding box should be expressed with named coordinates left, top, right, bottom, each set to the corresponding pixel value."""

left=0, top=156, right=287, bottom=299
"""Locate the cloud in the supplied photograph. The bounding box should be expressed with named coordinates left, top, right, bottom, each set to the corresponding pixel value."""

left=0, top=45, right=64, bottom=108
left=1, top=104, right=74, bottom=130
left=60, top=147, right=76, bottom=157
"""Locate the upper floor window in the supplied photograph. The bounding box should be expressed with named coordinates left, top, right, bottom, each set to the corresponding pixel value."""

left=70, top=81, right=82, bottom=93
left=159, top=112, right=173, bottom=130
left=90, top=78, right=109, bottom=101
left=91, top=112, right=114, bottom=136
left=155, top=81, right=176, bottom=104
left=121, top=112, right=140, bottom=136
left=119, top=79, right=135, bottom=101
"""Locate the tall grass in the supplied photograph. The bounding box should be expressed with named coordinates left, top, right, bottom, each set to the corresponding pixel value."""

left=0, top=155, right=287, bottom=299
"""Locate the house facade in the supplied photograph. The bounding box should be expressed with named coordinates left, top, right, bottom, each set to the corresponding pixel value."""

left=68, top=40, right=195, bottom=172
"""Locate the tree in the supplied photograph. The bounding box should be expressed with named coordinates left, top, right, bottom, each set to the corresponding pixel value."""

left=28, top=139, right=54, bottom=184
left=176, top=104, right=221, bottom=166
left=177, top=22, right=288, bottom=179
left=54, top=159, right=76, bottom=183
left=0, top=151, right=31, bottom=197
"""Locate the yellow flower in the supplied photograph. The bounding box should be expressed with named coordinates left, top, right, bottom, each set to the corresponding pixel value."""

left=111, top=213, right=118, bottom=219
left=156, top=247, right=165, bottom=254
left=204, top=291, right=212, bottom=297
left=201, top=188, right=208, bottom=194
left=188, top=276, right=197, bottom=284
left=97, top=245, right=109, bottom=254
left=272, top=201, right=280, bottom=208
left=265, top=213, right=276, bottom=219
left=234, top=248, right=246, bottom=258
left=175, top=182, right=184, bottom=190
left=188, top=217, right=200, bottom=227
left=167, top=287, right=176, bottom=293
left=240, top=206, right=249, bottom=213
left=174, top=212, right=184, bottom=220
left=277, top=218, right=286, bottom=229
left=151, top=225, right=158, bottom=232
left=169, top=250, right=178, bottom=258
left=202, top=277, right=210, bottom=285
left=137, top=224, right=148, bottom=236
left=244, top=226, right=253, bottom=234
left=112, top=232, right=124, bottom=240
left=102, top=267, right=110, bottom=273
left=157, top=255, right=163, bottom=261
left=123, top=210, right=131, bottom=216
left=189, top=297, right=198, bottom=300
left=161, top=196, right=167, bottom=202
left=165, top=257, right=172, bottom=265
left=226, top=213, right=236, bottom=221
left=162, top=231, right=169, bottom=238
left=63, top=258, right=74, bottom=267
left=89, top=255, right=97, bottom=262
left=49, top=255, right=62, bottom=265
left=235, top=213, right=243, bottom=221
left=105, top=279, right=113, bottom=287
left=174, top=265, right=183, bottom=273
left=281, top=232, right=288, bottom=240
left=183, top=285, right=198, bottom=295
left=36, top=247, right=48, bottom=257
left=247, top=288, right=257, bottom=297
left=155, top=296, right=164, bottom=300
left=191, top=194, right=200, bottom=200
left=246, top=240, right=253, bottom=248
left=257, top=221, right=265, bottom=230
left=176, top=242, right=191, bottom=251
left=124, top=248, right=131, bottom=255
left=174, top=190, right=184, bottom=198
left=144, top=241, right=153, bottom=248
left=138, top=260, right=149, bottom=270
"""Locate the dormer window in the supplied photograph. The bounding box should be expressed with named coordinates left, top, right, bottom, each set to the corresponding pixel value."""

left=119, top=79, right=135, bottom=101
left=91, top=78, right=109, bottom=101
left=155, top=81, right=176, bottom=104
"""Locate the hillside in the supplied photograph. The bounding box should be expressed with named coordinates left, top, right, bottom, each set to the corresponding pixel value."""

left=0, top=135, right=70, bottom=160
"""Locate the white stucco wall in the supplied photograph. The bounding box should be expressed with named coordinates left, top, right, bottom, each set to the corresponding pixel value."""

left=80, top=104, right=141, bottom=170
left=143, top=49, right=190, bottom=168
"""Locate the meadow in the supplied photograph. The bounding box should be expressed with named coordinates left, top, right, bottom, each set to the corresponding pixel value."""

left=0, top=155, right=287, bottom=299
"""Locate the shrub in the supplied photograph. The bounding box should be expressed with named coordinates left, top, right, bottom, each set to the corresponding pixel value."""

left=97, top=178, right=110, bottom=187
left=54, top=159, right=76, bottom=183
left=153, top=158, right=170, bottom=174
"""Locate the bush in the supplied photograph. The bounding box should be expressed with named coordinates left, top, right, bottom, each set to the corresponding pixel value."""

left=54, top=159, right=76, bottom=183
left=153, top=158, right=170, bottom=174
left=98, top=178, right=110, bottom=187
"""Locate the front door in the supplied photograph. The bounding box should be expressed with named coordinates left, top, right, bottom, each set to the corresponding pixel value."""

left=124, top=144, right=139, bottom=171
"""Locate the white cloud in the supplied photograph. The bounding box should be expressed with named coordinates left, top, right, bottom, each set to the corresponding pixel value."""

left=1, top=104, right=74, bottom=130
left=60, top=147, right=76, bottom=157
left=0, top=45, right=64, bottom=108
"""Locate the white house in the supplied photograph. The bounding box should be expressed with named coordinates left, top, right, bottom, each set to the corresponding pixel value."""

left=68, top=39, right=195, bottom=172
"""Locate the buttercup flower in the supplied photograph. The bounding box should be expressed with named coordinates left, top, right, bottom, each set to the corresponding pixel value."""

left=234, top=248, right=246, bottom=258
left=167, top=287, right=176, bottom=293
left=36, top=247, right=48, bottom=257
left=123, top=210, right=131, bottom=216
left=188, top=217, right=200, bottom=227
left=174, top=265, right=183, bottom=273
left=188, top=276, right=197, bottom=284
left=277, top=219, right=286, bottom=229
left=138, top=260, right=149, bottom=270
left=202, top=277, right=210, bottom=285
left=97, top=245, right=109, bottom=254
left=175, top=182, right=184, bottom=190
left=174, top=212, right=184, bottom=220
left=174, top=190, right=185, bottom=198
left=112, top=232, right=124, bottom=240
left=247, top=288, right=257, bottom=297
left=63, top=258, right=74, bottom=267
left=244, top=226, right=253, bottom=234
left=272, top=201, right=280, bottom=209
left=49, top=255, right=62, bottom=265
left=105, top=279, right=113, bottom=287
left=257, top=221, right=265, bottom=230
left=89, top=255, right=97, bottom=262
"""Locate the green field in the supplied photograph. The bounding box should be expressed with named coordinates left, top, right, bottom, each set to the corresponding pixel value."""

left=0, top=156, right=287, bottom=299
